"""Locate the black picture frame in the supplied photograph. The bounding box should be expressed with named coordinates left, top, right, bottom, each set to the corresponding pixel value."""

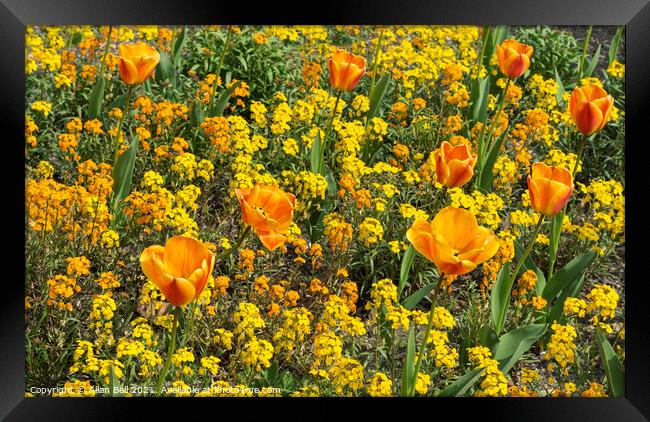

left=4, top=0, right=650, bottom=420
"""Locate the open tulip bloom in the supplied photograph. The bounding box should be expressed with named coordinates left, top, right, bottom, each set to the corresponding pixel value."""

left=407, top=207, right=500, bottom=276
left=140, top=235, right=215, bottom=307
left=234, top=183, right=296, bottom=251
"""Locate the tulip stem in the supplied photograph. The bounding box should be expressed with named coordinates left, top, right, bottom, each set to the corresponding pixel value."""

left=577, top=25, right=593, bottom=81
left=216, top=225, right=251, bottom=262
left=98, top=26, right=113, bottom=80
left=111, top=83, right=133, bottom=166
left=319, top=89, right=343, bottom=175
left=512, top=213, right=545, bottom=281
left=547, top=134, right=587, bottom=282
left=408, top=272, right=443, bottom=396
left=366, top=28, right=385, bottom=123
left=477, top=77, right=510, bottom=186
left=209, top=25, right=233, bottom=114
left=155, top=305, right=182, bottom=396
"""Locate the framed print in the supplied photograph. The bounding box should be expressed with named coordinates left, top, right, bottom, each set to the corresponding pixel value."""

left=3, top=0, right=650, bottom=419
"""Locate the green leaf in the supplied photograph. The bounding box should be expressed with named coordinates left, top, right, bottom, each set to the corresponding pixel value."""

left=542, top=251, right=597, bottom=301
left=514, top=240, right=546, bottom=295
left=547, top=274, right=585, bottom=324
left=172, top=26, right=186, bottom=68
left=189, top=99, right=204, bottom=127
left=400, top=325, right=416, bottom=396
left=70, top=31, right=83, bottom=46
left=584, top=44, right=602, bottom=78
left=493, top=323, right=547, bottom=373
left=398, top=245, right=416, bottom=298
left=554, top=65, right=566, bottom=107
left=155, top=52, right=174, bottom=85
left=310, top=131, right=322, bottom=174
left=109, top=364, right=122, bottom=397
left=478, top=324, right=499, bottom=350
left=607, top=27, right=623, bottom=66
left=549, top=212, right=564, bottom=253
left=402, top=282, right=436, bottom=310
left=478, top=129, right=508, bottom=190
left=595, top=329, right=625, bottom=397
left=210, top=80, right=241, bottom=117
left=111, top=136, right=139, bottom=214
left=323, top=164, right=337, bottom=196
left=367, top=73, right=390, bottom=123
left=88, top=75, right=106, bottom=121
left=437, top=368, right=485, bottom=397
left=470, top=77, right=490, bottom=124
left=490, top=264, right=513, bottom=334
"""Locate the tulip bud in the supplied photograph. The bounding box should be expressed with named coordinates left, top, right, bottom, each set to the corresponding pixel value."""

left=527, top=162, right=574, bottom=216
left=434, top=141, right=477, bottom=188
left=118, top=42, right=161, bottom=85
left=496, top=39, right=534, bottom=79
left=569, top=84, right=614, bottom=136
left=328, top=49, right=366, bottom=92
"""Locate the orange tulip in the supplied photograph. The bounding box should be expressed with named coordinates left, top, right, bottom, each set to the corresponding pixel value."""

left=140, top=236, right=215, bottom=306
left=118, top=42, right=161, bottom=85
left=527, top=162, right=574, bottom=216
left=496, top=39, right=534, bottom=79
left=328, top=49, right=366, bottom=92
left=434, top=141, right=477, bottom=188
left=234, top=183, right=296, bottom=251
left=406, top=207, right=499, bottom=275
left=569, top=84, right=613, bottom=136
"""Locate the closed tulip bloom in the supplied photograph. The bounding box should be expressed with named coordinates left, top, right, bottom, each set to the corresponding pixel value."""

left=234, top=183, right=296, bottom=251
left=496, top=39, right=534, bottom=79
left=329, top=49, right=366, bottom=92
left=527, top=162, right=574, bottom=216
left=406, top=207, right=499, bottom=275
left=118, top=42, right=161, bottom=85
left=140, top=236, right=215, bottom=306
left=569, top=84, right=614, bottom=135
left=434, top=141, right=477, bottom=188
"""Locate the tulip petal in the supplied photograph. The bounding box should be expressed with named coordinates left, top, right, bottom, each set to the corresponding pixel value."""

left=140, top=245, right=166, bottom=283
left=164, top=277, right=196, bottom=306
left=406, top=218, right=436, bottom=263
left=163, top=235, right=210, bottom=279
left=431, top=207, right=478, bottom=251
left=257, top=231, right=287, bottom=251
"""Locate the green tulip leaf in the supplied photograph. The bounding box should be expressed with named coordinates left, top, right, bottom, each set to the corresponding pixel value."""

left=494, top=323, right=547, bottom=373
left=398, top=245, right=416, bottom=299
left=543, top=251, right=597, bottom=301
left=490, top=264, right=513, bottom=335
left=437, top=368, right=485, bottom=397
left=595, top=329, right=625, bottom=397
left=88, top=75, right=106, bottom=121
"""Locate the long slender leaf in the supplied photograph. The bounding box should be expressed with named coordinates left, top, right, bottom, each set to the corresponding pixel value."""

left=514, top=240, right=546, bottom=295
left=478, top=324, right=499, bottom=350
left=111, top=136, right=139, bottom=213
left=310, top=132, right=322, bottom=174
left=210, top=80, right=241, bottom=117
left=542, top=251, right=597, bottom=301
left=172, top=26, right=187, bottom=68
left=595, top=329, right=625, bottom=397
left=494, top=324, right=547, bottom=373
left=547, top=274, right=585, bottom=324
left=155, top=52, right=174, bottom=85
left=607, top=27, right=623, bottom=65
left=554, top=65, right=566, bottom=107
left=402, top=282, right=436, bottom=310
left=490, top=264, right=513, bottom=334
left=584, top=44, right=602, bottom=78
left=398, top=245, right=416, bottom=298
left=367, top=74, right=390, bottom=122
left=478, top=128, right=508, bottom=190
left=400, top=326, right=416, bottom=396
left=88, top=75, right=106, bottom=121
left=437, top=368, right=485, bottom=397
left=470, top=77, right=490, bottom=124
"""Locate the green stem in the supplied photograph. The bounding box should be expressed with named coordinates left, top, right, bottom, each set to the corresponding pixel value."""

left=216, top=225, right=251, bottom=262
left=155, top=306, right=182, bottom=396
left=577, top=25, right=593, bottom=80
left=209, top=25, right=233, bottom=112
left=409, top=272, right=444, bottom=396
left=477, top=78, right=510, bottom=186
left=512, top=213, right=545, bottom=280
left=367, top=29, right=385, bottom=110
left=319, top=89, right=343, bottom=175
left=112, top=83, right=134, bottom=165
left=98, top=26, right=113, bottom=79
left=547, top=135, right=587, bottom=281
